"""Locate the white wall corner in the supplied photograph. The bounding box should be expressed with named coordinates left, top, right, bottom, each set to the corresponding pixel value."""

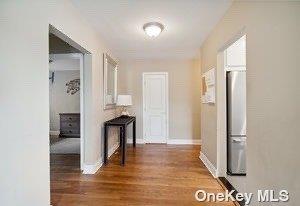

left=127, top=138, right=145, bottom=144
left=49, top=131, right=60, bottom=136
left=82, top=159, right=103, bottom=175
left=199, top=152, right=217, bottom=178
left=167, top=139, right=201, bottom=145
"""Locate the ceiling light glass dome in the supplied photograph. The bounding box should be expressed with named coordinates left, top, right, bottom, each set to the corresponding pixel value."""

left=143, top=22, right=164, bottom=38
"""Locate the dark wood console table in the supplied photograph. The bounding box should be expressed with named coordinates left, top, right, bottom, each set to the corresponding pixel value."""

left=104, top=116, right=136, bottom=166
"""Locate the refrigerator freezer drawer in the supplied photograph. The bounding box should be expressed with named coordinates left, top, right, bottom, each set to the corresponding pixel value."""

left=228, top=136, right=246, bottom=175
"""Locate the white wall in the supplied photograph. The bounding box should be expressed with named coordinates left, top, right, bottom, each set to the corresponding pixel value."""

left=0, top=1, right=117, bottom=205
left=200, top=1, right=300, bottom=205
left=49, top=70, right=80, bottom=132
left=49, top=54, right=80, bottom=71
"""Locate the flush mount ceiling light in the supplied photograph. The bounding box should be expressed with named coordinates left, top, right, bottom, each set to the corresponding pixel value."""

left=143, top=22, right=164, bottom=38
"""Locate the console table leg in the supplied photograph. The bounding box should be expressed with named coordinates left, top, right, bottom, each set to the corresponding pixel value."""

left=104, top=125, right=108, bottom=165
left=121, top=126, right=127, bottom=166
left=133, top=120, right=136, bottom=147
left=119, top=126, right=123, bottom=150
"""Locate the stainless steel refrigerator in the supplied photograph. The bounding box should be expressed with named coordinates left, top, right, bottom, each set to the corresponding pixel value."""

left=227, top=71, right=247, bottom=175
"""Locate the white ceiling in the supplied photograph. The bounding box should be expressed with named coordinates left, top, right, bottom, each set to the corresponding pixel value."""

left=71, top=0, right=232, bottom=60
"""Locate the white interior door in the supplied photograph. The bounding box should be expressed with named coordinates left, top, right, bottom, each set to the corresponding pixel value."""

left=143, top=73, right=168, bottom=143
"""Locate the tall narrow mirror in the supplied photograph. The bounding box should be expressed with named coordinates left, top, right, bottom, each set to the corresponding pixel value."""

left=103, top=53, right=117, bottom=109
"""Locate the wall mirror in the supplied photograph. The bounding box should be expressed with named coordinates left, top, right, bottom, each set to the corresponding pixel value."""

left=103, top=53, right=118, bottom=110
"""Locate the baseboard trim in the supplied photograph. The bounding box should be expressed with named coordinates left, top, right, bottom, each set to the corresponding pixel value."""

left=82, top=159, right=103, bottom=174
left=83, top=140, right=137, bottom=175
left=127, top=138, right=145, bottom=144
left=82, top=142, right=122, bottom=175
left=49, top=130, right=60, bottom=136
left=108, top=142, right=120, bottom=158
left=218, top=177, right=245, bottom=206
left=199, top=152, right=217, bottom=178
left=167, top=139, right=201, bottom=145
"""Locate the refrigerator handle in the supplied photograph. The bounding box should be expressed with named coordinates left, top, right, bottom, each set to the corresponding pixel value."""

left=232, top=137, right=246, bottom=142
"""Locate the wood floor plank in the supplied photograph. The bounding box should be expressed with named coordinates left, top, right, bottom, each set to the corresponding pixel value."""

left=51, top=144, right=235, bottom=206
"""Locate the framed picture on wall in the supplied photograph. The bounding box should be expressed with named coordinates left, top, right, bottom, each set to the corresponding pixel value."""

left=202, top=68, right=215, bottom=104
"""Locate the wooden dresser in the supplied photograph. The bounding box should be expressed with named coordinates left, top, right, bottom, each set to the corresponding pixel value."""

left=59, top=113, right=80, bottom=138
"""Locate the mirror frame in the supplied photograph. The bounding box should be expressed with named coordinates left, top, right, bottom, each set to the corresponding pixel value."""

left=103, top=53, right=118, bottom=110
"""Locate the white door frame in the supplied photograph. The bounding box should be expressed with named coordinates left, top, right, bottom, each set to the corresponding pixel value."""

left=142, top=72, right=169, bottom=143
left=67, top=53, right=85, bottom=171
left=50, top=25, right=93, bottom=173
left=216, top=30, right=246, bottom=177
left=79, top=54, right=84, bottom=170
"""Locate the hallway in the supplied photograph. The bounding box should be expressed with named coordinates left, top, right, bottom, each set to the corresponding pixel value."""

left=51, top=145, right=235, bottom=206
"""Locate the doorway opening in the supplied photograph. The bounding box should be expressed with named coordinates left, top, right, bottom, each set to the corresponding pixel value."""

left=216, top=33, right=247, bottom=192
left=49, top=52, right=82, bottom=168
left=142, top=72, right=169, bottom=143
left=48, top=25, right=91, bottom=204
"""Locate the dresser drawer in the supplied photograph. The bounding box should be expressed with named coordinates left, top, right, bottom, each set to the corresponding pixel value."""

left=60, top=129, right=80, bottom=135
left=60, top=114, right=80, bottom=122
left=61, top=121, right=80, bottom=130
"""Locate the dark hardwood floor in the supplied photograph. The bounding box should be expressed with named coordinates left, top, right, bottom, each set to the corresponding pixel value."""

left=50, top=144, right=235, bottom=206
